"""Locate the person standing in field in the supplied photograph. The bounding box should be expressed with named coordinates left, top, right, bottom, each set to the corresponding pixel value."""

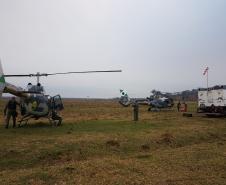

left=4, top=97, right=19, bottom=129
left=177, top=101, right=181, bottom=112
left=51, top=109, right=62, bottom=126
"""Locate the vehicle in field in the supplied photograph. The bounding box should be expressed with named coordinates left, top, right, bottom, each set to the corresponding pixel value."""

left=0, top=61, right=121, bottom=126
left=198, top=85, right=226, bottom=115
left=119, top=89, right=174, bottom=111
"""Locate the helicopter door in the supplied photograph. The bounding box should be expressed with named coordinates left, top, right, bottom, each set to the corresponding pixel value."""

left=52, top=95, right=64, bottom=111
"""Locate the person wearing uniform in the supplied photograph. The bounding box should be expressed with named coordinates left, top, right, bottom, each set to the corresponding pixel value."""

left=51, top=110, right=62, bottom=126
left=177, top=101, right=181, bottom=112
left=4, top=97, right=19, bottom=129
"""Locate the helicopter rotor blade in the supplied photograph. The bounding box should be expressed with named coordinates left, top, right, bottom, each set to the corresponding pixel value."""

left=46, top=70, right=122, bottom=76
left=3, top=70, right=122, bottom=78
left=4, top=74, right=33, bottom=77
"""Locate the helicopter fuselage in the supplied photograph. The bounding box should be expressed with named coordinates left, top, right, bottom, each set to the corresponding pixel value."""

left=0, top=61, right=121, bottom=125
left=119, top=90, right=174, bottom=111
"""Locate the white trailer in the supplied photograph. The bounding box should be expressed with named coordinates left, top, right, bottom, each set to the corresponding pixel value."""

left=198, top=85, right=226, bottom=114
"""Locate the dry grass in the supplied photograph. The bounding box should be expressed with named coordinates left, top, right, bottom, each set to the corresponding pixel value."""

left=0, top=99, right=225, bottom=185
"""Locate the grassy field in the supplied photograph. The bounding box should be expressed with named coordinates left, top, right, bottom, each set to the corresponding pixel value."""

left=0, top=99, right=226, bottom=185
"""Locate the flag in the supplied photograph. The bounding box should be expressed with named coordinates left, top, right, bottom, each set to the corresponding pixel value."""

left=203, top=67, right=209, bottom=76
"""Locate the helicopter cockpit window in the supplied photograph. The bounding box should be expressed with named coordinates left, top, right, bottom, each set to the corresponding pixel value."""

left=25, top=95, right=47, bottom=105
left=52, top=95, right=64, bottom=111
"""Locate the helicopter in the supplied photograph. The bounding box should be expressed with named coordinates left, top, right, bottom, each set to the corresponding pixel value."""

left=0, top=61, right=122, bottom=126
left=119, top=89, right=174, bottom=111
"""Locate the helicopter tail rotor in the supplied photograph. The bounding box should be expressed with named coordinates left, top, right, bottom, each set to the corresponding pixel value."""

left=119, top=89, right=131, bottom=107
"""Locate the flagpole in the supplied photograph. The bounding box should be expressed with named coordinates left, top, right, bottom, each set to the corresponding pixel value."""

left=207, top=69, right=209, bottom=90
left=204, top=67, right=209, bottom=91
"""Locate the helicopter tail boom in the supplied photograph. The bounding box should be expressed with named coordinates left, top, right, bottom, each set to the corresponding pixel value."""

left=0, top=60, right=28, bottom=98
left=4, top=82, right=29, bottom=98
left=0, top=61, right=6, bottom=97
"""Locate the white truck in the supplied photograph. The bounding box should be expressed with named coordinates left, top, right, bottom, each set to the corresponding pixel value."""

left=198, top=85, right=226, bottom=115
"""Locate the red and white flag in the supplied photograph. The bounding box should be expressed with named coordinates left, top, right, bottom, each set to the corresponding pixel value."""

left=203, top=67, right=209, bottom=76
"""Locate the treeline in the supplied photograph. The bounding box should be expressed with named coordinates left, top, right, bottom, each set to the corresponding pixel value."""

left=114, top=89, right=199, bottom=102
left=168, top=89, right=198, bottom=101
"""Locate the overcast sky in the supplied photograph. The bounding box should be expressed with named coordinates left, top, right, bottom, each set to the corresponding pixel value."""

left=0, top=0, right=226, bottom=98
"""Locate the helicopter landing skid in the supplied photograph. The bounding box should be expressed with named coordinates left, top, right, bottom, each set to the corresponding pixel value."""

left=148, top=107, right=161, bottom=112
left=18, top=115, right=32, bottom=127
left=48, top=116, right=62, bottom=127
left=17, top=114, right=62, bottom=127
